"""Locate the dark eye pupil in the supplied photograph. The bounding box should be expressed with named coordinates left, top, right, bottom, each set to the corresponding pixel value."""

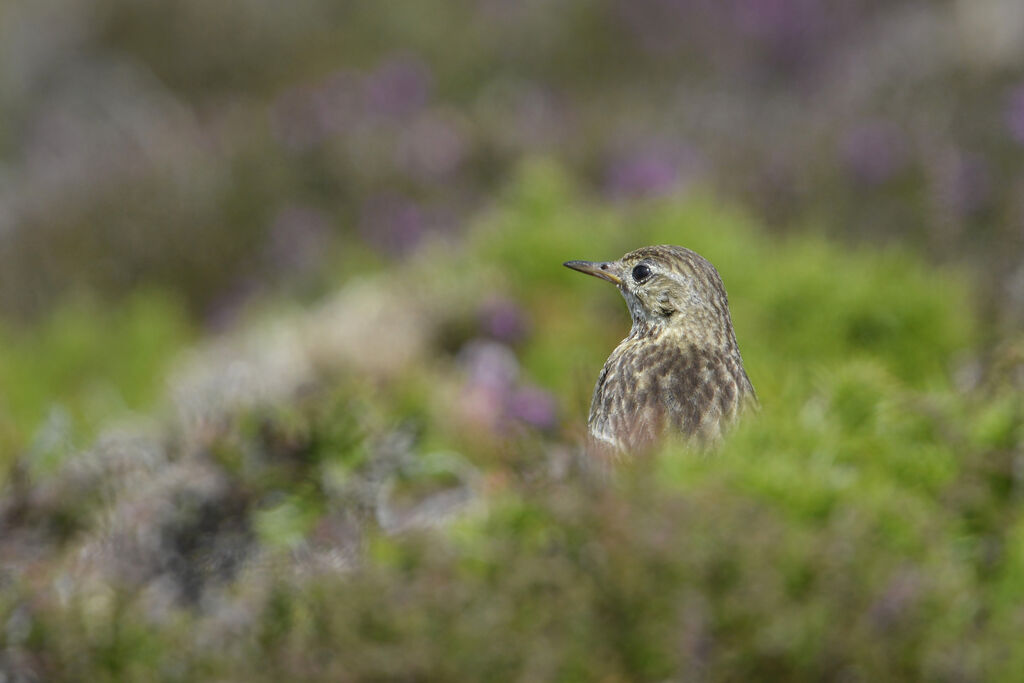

left=632, top=264, right=652, bottom=282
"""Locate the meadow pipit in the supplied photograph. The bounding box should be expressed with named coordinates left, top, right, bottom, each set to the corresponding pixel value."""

left=565, top=245, right=756, bottom=453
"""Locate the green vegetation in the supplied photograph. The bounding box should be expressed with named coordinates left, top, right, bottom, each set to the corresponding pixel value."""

left=0, top=291, right=192, bottom=471
left=3, top=165, right=1020, bottom=681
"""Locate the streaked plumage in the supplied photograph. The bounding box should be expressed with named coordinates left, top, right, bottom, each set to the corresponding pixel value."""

left=565, top=245, right=756, bottom=453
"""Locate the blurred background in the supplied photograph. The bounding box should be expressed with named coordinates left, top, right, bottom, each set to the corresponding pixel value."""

left=3, top=0, right=1024, bottom=323
left=3, top=1, right=1024, bottom=679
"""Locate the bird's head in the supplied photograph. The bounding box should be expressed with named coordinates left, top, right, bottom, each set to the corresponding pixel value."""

left=564, top=245, right=736, bottom=346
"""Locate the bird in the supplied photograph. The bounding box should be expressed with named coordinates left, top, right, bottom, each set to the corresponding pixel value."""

left=564, top=245, right=756, bottom=454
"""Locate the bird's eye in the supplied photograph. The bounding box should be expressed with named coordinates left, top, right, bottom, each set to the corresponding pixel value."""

left=631, top=264, right=652, bottom=283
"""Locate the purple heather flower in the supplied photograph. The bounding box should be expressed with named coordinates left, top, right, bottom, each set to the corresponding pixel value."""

left=478, top=296, right=529, bottom=344
left=359, top=194, right=427, bottom=256
left=271, top=71, right=363, bottom=150
left=474, top=81, right=567, bottom=153
left=735, top=0, right=812, bottom=38
left=731, top=0, right=828, bottom=71
left=1005, top=85, right=1024, bottom=146
left=459, top=340, right=520, bottom=394
left=458, top=341, right=557, bottom=432
left=840, top=122, right=908, bottom=186
left=508, top=385, right=558, bottom=430
left=312, top=69, right=364, bottom=135
left=605, top=145, right=700, bottom=200
left=396, top=110, right=468, bottom=180
left=456, top=340, right=521, bottom=432
left=609, top=155, right=676, bottom=198
left=366, top=56, right=432, bottom=118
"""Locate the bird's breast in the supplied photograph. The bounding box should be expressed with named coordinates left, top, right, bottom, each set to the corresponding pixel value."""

left=588, top=337, right=751, bottom=451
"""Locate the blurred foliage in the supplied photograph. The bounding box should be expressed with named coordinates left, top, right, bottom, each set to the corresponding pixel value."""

left=4, top=165, right=1023, bottom=681
left=3, top=0, right=1024, bottom=677
left=0, top=290, right=191, bottom=469
left=2, top=0, right=1024, bottom=327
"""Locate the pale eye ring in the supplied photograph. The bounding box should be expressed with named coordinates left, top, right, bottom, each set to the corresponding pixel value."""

left=631, top=263, right=652, bottom=283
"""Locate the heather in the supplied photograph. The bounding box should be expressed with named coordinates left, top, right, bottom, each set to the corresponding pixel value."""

left=2, top=1, right=1024, bottom=680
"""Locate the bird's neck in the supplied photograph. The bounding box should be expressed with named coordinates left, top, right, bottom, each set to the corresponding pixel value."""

left=627, top=317, right=659, bottom=341
left=626, top=318, right=738, bottom=360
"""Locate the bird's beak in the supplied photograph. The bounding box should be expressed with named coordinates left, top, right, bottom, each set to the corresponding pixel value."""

left=563, top=260, right=623, bottom=286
